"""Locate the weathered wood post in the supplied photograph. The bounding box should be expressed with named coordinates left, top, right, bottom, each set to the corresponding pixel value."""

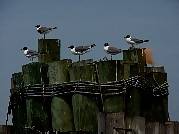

left=22, top=62, right=50, bottom=132
left=97, top=60, right=125, bottom=113
left=38, top=39, right=60, bottom=63
left=48, top=60, right=75, bottom=132
left=11, top=72, right=26, bottom=134
left=142, top=70, right=168, bottom=122
left=69, top=60, right=99, bottom=133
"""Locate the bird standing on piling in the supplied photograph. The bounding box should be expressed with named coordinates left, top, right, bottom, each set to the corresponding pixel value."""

left=124, top=35, right=149, bottom=48
left=68, top=44, right=96, bottom=61
left=104, top=43, right=122, bottom=60
left=35, top=25, right=57, bottom=39
left=21, top=47, right=39, bottom=61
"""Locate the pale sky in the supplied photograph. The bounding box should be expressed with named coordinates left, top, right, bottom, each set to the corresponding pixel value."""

left=0, top=0, right=179, bottom=124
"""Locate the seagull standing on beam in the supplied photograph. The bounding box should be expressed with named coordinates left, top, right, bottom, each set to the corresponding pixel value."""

left=68, top=44, right=96, bottom=61
left=124, top=35, right=149, bottom=48
left=35, top=25, right=57, bottom=39
left=104, top=43, right=122, bottom=60
left=21, top=47, right=39, bottom=61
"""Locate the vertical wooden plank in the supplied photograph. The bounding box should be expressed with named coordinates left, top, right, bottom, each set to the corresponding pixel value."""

left=97, top=61, right=125, bottom=113
left=51, top=96, right=74, bottom=132
left=22, top=62, right=50, bottom=131
left=98, top=113, right=106, bottom=134
left=146, top=122, right=161, bottom=134
left=103, top=95, right=125, bottom=113
left=22, top=62, right=49, bottom=85
left=48, top=60, right=71, bottom=84
left=69, top=60, right=96, bottom=82
left=38, top=39, right=60, bottom=63
left=97, top=60, right=123, bottom=82
left=165, top=122, right=175, bottom=134
left=105, top=112, right=125, bottom=134
left=125, top=116, right=145, bottom=134
left=72, top=94, right=99, bottom=133
left=11, top=73, right=26, bottom=134
left=125, top=88, right=141, bottom=117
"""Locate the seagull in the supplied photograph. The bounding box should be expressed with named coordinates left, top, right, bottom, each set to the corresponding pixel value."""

left=104, top=43, right=122, bottom=60
left=35, top=25, right=57, bottom=39
left=68, top=44, right=96, bottom=61
left=124, top=35, right=149, bottom=48
left=21, top=47, right=39, bottom=61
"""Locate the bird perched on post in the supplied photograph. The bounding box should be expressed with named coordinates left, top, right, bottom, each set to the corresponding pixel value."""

left=124, top=35, right=149, bottom=48
left=68, top=44, right=96, bottom=61
left=21, top=47, right=39, bottom=61
left=104, top=43, right=122, bottom=60
left=35, top=25, right=57, bottom=39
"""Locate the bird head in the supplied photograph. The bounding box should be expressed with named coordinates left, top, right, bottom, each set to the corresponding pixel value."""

left=124, top=35, right=131, bottom=38
left=21, top=47, right=28, bottom=51
left=35, top=25, right=41, bottom=28
left=68, top=45, right=74, bottom=49
left=104, top=43, right=109, bottom=47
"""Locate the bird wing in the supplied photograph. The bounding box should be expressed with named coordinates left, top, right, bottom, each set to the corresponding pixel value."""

left=75, top=46, right=90, bottom=53
left=38, top=27, right=52, bottom=33
left=27, top=49, right=39, bottom=56
left=107, top=47, right=122, bottom=55
left=131, top=38, right=143, bottom=43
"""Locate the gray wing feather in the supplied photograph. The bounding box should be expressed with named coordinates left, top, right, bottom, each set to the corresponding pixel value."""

left=131, top=38, right=143, bottom=43
left=75, top=46, right=90, bottom=52
left=27, top=50, right=39, bottom=56
left=107, top=47, right=122, bottom=55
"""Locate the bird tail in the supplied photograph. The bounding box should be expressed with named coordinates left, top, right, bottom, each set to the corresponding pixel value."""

left=144, top=40, right=149, bottom=42
left=91, top=44, right=96, bottom=48
left=52, top=27, right=57, bottom=29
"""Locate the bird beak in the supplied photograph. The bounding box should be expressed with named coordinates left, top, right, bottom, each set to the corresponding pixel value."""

left=124, top=36, right=126, bottom=38
left=68, top=46, right=71, bottom=48
left=20, top=48, right=23, bottom=51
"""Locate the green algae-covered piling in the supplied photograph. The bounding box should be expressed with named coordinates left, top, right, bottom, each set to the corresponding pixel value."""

left=38, top=39, right=60, bottom=63
left=48, top=60, right=75, bottom=132
left=11, top=72, right=23, bottom=93
left=97, top=60, right=125, bottom=113
left=11, top=72, right=26, bottom=134
left=69, top=60, right=96, bottom=82
left=22, top=62, right=50, bottom=131
left=70, top=61, right=99, bottom=133
left=22, top=62, right=48, bottom=85
left=142, top=70, right=168, bottom=122
left=97, top=60, right=123, bottom=82
left=51, top=96, right=74, bottom=132
left=48, top=60, right=72, bottom=84
left=123, top=48, right=146, bottom=65
left=125, top=87, right=141, bottom=117
left=72, top=94, right=99, bottom=133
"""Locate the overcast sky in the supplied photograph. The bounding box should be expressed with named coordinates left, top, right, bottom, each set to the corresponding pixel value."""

left=0, top=0, right=179, bottom=124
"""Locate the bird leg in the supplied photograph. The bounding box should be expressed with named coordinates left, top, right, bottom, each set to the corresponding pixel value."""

left=79, top=55, right=81, bottom=62
left=111, top=55, right=113, bottom=60
left=43, top=34, right=46, bottom=39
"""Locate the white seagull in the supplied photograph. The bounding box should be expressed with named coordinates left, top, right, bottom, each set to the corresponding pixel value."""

left=21, top=47, right=39, bottom=61
left=124, top=35, right=149, bottom=48
left=68, top=44, right=96, bottom=61
left=104, top=43, right=122, bottom=60
left=35, top=25, right=57, bottom=39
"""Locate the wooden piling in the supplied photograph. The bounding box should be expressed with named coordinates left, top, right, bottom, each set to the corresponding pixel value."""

left=22, top=62, right=48, bottom=85
left=38, top=39, right=60, bottom=63
left=22, top=62, right=50, bottom=131
left=48, top=60, right=75, bottom=132
left=70, top=61, right=99, bottom=133
left=97, top=61, right=125, bottom=113
left=11, top=73, right=27, bottom=134
left=48, top=60, right=72, bottom=84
